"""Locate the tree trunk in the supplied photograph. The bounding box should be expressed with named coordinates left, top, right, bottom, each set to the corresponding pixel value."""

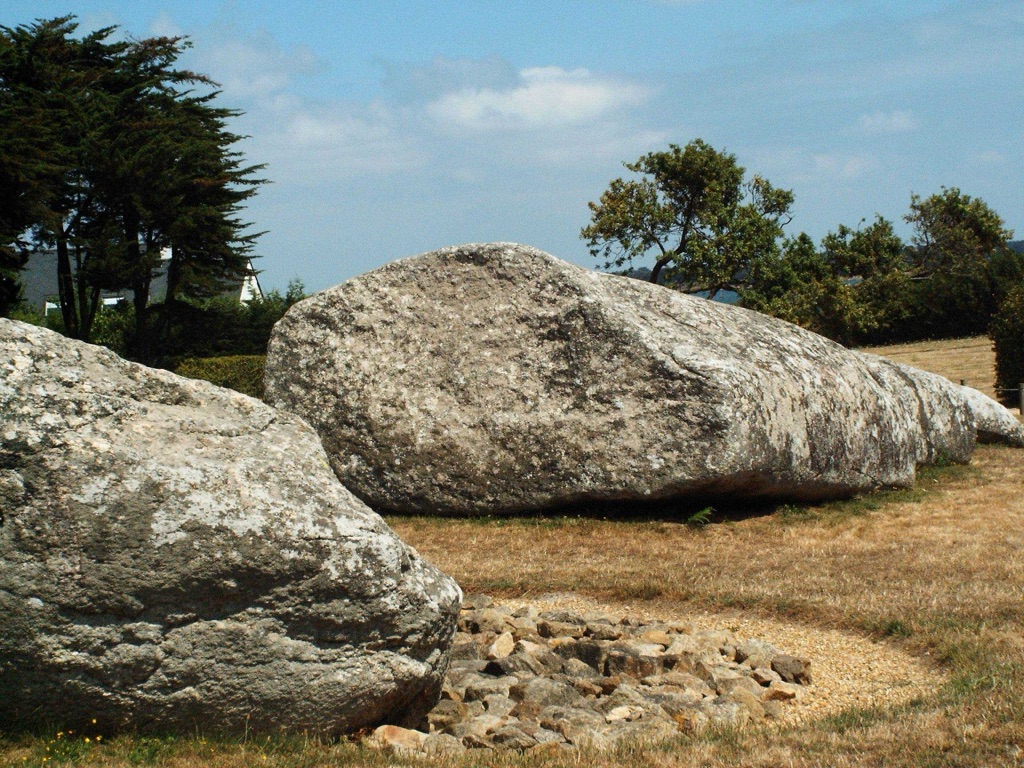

left=124, top=213, right=153, bottom=363
left=649, top=254, right=674, bottom=285
left=72, top=241, right=101, bottom=342
left=55, top=231, right=79, bottom=338
left=81, top=286, right=101, bottom=342
left=155, top=243, right=184, bottom=354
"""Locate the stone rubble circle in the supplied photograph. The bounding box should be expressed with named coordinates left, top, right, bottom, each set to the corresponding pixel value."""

left=368, top=594, right=811, bottom=754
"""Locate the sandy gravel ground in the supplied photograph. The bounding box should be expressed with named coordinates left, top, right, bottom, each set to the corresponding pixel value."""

left=499, top=592, right=943, bottom=728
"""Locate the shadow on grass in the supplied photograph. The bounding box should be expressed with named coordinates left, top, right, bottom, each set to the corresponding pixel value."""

left=381, top=460, right=973, bottom=528
left=384, top=494, right=782, bottom=527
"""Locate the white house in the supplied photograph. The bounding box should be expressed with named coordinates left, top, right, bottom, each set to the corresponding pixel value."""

left=20, top=247, right=263, bottom=315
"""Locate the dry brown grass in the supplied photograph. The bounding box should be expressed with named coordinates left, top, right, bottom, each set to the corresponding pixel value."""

left=383, top=455, right=1024, bottom=766
left=5, top=338, right=1023, bottom=767
left=394, top=449, right=1024, bottom=638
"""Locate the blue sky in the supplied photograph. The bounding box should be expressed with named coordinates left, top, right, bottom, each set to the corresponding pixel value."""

left=4, top=1, right=1021, bottom=292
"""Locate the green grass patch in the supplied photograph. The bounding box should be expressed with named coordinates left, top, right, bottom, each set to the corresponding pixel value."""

left=684, top=506, right=714, bottom=528
left=122, top=735, right=176, bottom=765
left=174, top=355, right=266, bottom=400
left=874, top=617, right=914, bottom=638
left=819, top=703, right=896, bottom=735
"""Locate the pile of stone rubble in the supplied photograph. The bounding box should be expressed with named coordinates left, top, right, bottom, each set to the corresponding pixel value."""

left=369, top=595, right=811, bottom=754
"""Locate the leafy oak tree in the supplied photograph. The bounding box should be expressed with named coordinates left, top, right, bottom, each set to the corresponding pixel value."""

left=582, top=140, right=794, bottom=297
left=819, top=216, right=915, bottom=344
left=742, top=233, right=868, bottom=344
left=907, top=187, right=1012, bottom=277
left=742, top=218, right=913, bottom=346
left=905, top=187, right=1021, bottom=338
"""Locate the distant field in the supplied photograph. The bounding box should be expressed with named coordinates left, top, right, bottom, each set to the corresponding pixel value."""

left=860, top=335, right=997, bottom=399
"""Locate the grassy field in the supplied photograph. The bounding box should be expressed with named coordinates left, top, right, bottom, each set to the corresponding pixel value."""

left=4, top=337, right=1022, bottom=767
left=860, top=335, right=999, bottom=400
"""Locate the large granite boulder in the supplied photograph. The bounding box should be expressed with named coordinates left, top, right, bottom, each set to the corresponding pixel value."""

left=958, top=383, right=1024, bottom=445
left=0, top=319, right=461, bottom=735
left=265, top=243, right=1024, bottom=515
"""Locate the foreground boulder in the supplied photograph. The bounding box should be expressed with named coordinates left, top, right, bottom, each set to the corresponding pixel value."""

left=265, top=243, right=1024, bottom=515
left=0, top=319, right=461, bottom=735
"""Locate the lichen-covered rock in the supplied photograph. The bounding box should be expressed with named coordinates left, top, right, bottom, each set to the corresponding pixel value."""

left=959, top=384, right=1024, bottom=446
left=265, top=242, right=1024, bottom=515
left=853, top=352, right=1024, bottom=457
left=852, top=352, right=976, bottom=466
left=0, top=319, right=461, bottom=736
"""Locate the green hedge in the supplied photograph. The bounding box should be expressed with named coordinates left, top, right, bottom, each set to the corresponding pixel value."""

left=990, top=284, right=1024, bottom=405
left=175, top=355, right=266, bottom=400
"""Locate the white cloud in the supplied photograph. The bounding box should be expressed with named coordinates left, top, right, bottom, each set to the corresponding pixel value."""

left=171, top=24, right=425, bottom=180
left=977, top=150, right=1006, bottom=164
left=193, top=30, right=320, bottom=101
left=426, top=66, right=652, bottom=131
left=383, top=55, right=518, bottom=102
left=245, top=102, right=426, bottom=182
left=530, top=128, right=670, bottom=166
left=148, top=12, right=184, bottom=39
left=855, top=110, right=919, bottom=135
left=751, top=147, right=881, bottom=185
left=812, top=153, right=878, bottom=180
left=180, top=30, right=659, bottom=184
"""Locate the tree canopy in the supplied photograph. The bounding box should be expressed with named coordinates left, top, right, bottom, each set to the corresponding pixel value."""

left=581, top=139, right=793, bottom=297
left=0, top=16, right=265, bottom=363
left=903, top=187, right=1019, bottom=339
left=906, top=187, right=1013, bottom=278
left=584, top=141, right=1021, bottom=348
left=741, top=218, right=914, bottom=345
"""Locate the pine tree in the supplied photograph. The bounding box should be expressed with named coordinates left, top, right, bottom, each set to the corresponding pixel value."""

left=0, top=16, right=265, bottom=361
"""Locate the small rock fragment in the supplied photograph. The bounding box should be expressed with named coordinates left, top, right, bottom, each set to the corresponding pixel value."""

left=772, top=654, right=813, bottom=685
left=764, top=681, right=803, bottom=701
left=370, top=725, right=427, bottom=753
left=487, top=632, right=516, bottom=660
left=423, top=733, right=467, bottom=755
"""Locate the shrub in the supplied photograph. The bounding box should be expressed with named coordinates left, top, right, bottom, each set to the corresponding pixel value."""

left=990, top=283, right=1024, bottom=405
left=175, top=355, right=266, bottom=400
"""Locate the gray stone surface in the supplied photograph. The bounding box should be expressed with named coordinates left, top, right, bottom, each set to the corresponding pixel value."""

left=0, top=319, right=461, bottom=735
left=959, top=384, right=1024, bottom=446
left=265, top=243, right=1024, bottom=516
left=853, top=352, right=978, bottom=465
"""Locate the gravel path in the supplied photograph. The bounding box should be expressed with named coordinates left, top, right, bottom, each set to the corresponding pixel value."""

left=502, top=593, right=943, bottom=727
